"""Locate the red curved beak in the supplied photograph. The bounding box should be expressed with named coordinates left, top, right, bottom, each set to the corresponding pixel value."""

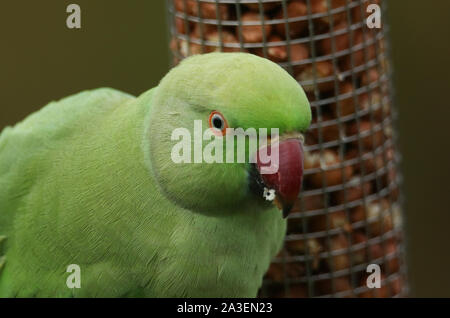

left=256, top=138, right=304, bottom=218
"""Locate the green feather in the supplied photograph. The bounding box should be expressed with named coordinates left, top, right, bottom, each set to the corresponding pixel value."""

left=0, top=53, right=310, bottom=297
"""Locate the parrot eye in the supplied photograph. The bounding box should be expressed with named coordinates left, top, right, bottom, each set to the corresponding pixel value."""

left=208, top=111, right=229, bottom=136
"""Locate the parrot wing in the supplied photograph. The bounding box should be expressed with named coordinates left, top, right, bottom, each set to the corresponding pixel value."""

left=0, top=88, right=137, bottom=296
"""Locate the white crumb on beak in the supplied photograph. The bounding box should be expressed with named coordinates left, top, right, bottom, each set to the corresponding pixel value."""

left=263, top=187, right=276, bottom=201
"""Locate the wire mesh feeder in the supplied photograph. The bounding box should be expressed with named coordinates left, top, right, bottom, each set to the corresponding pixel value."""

left=167, top=0, right=407, bottom=298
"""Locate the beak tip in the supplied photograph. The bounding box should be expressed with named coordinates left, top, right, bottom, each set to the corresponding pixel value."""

left=282, top=203, right=294, bottom=218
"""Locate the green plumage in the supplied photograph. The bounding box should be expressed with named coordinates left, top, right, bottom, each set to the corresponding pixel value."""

left=0, top=53, right=310, bottom=297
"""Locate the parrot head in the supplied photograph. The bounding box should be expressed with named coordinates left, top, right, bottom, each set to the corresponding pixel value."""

left=146, top=53, right=311, bottom=216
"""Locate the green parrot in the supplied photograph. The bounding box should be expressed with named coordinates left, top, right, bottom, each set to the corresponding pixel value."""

left=0, top=53, right=311, bottom=297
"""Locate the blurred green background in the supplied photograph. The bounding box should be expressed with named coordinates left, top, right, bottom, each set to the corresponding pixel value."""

left=1, top=1, right=449, bottom=297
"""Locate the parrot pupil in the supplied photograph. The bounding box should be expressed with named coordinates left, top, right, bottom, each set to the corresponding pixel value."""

left=213, top=116, right=223, bottom=130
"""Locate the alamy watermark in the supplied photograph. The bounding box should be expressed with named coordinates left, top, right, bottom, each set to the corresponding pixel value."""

left=171, top=120, right=280, bottom=175
left=367, top=4, right=381, bottom=29
left=66, top=4, right=81, bottom=29
left=66, top=264, right=81, bottom=289
left=366, top=264, right=382, bottom=289
left=64, top=3, right=380, bottom=30
left=63, top=263, right=384, bottom=290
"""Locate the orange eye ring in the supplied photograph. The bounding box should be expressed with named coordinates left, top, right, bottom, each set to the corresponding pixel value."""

left=208, top=111, right=229, bottom=136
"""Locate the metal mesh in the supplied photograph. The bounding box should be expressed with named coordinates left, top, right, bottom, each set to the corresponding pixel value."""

left=166, top=0, right=407, bottom=298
